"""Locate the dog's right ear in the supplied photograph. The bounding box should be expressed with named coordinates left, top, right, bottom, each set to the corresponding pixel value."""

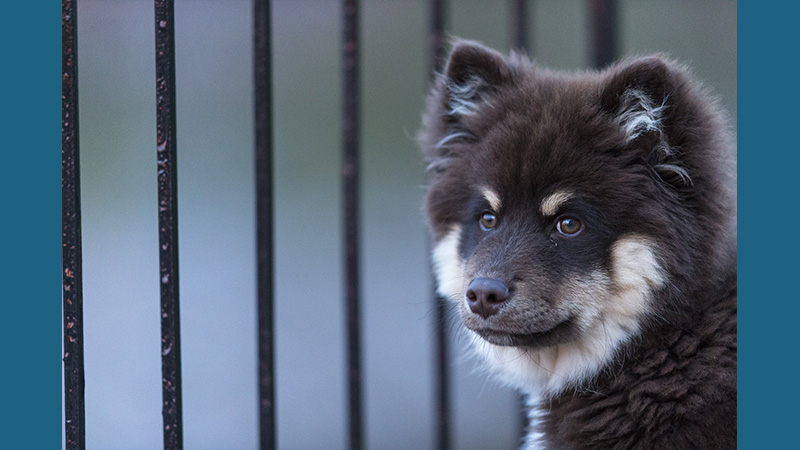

left=440, top=40, right=511, bottom=117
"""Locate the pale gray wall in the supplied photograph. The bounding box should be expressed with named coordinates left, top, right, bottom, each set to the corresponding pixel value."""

left=69, top=1, right=735, bottom=449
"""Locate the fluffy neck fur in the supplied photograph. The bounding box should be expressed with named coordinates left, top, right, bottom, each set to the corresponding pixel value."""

left=525, top=270, right=737, bottom=450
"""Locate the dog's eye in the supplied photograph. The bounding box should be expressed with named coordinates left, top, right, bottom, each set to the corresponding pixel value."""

left=480, top=212, right=498, bottom=230
left=557, top=217, right=582, bottom=235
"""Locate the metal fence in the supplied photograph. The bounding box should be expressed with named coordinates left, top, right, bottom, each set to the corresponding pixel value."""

left=62, top=1, right=618, bottom=449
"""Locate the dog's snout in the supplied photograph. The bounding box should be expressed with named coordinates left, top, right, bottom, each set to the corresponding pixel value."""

left=466, top=278, right=509, bottom=319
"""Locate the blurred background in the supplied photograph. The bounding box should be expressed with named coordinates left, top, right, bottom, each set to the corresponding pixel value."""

left=68, top=0, right=736, bottom=449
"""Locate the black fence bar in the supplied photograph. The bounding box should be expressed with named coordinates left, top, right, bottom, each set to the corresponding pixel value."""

left=510, top=0, right=529, bottom=53
left=508, top=2, right=533, bottom=441
left=510, top=0, right=534, bottom=440
left=589, top=0, right=617, bottom=69
left=428, top=1, right=451, bottom=449
left=429, top=0, right=447, bottom=75
left=254, top=1, right=276, bottom=449
left=154, top=1, right=183, bottom=448
left=62, top=1, right=86, bottom=448
left=342, top=0, right=363, bottom=449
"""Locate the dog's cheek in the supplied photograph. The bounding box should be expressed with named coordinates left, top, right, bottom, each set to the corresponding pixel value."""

left=556, top=270, right=613, bottom=330
left=431, top=224, right=465, bottom=300
left=608, top=234, right=666, bottom=324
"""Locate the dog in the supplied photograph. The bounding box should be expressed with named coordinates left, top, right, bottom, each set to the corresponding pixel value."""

left=420, top=40, right=736, bottom=449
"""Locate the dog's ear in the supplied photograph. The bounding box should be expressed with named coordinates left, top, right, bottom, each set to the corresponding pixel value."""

left=421, top=41, right=512, bottom=173
left=441, top=40, right=511, bottom=117
left=601, top=56, right=692, bottom=187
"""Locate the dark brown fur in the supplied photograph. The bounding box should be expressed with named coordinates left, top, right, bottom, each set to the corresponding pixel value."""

left=421, top=40, right=736, bottom=449
left=540, top=275, right=736, bottom=449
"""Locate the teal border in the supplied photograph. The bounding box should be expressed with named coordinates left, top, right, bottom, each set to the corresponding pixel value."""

left=1, top=2, right=62, bottom=448
left=0, top=1, right=786, bottom=448
left=738, top=2, right=797, bottom=448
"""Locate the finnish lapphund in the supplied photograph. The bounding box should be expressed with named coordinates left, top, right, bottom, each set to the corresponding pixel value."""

left=420, top=40, right=736, bottom=449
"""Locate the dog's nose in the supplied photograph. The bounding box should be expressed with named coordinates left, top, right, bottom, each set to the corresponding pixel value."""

left=466, top=278, right=509, bottom=319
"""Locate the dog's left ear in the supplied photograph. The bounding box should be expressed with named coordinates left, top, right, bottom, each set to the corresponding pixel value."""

left=440, top=40, right=512, bottom=117
left=601, top=56, right=692, bottom=187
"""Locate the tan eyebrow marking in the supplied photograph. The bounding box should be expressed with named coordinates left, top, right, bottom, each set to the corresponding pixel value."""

left=481, top=187, right=501, bottom=212
left=540, top=191, right=574, bottom=216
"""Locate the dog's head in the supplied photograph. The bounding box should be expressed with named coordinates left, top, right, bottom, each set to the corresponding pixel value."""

left=420, top=40, right=735, bottom=394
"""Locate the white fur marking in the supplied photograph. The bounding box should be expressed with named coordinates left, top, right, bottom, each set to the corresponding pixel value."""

left=616, top=90, right=692, bottom=186
left=467, top=235, right=665, bottom=398
left=539, top=191, right=574, bottom=216
left=522, top=396, right=546, bottom=450
left=654, top=162, right=692, bottom=186
left=617, top=89, right=667, bottom=142
left=610, top=236, right=666, bottom=293
left=447, top=75, right=486, bottom=116
left=425, top=158, right=451, bottom=173
left=481, top=187, right=502, bottom=212
left=431, top=225, right=465, bottom=300
left=434, top=131, right=473, bottom=150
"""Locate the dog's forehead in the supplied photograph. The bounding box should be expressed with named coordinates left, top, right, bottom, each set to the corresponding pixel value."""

left=471, top=94, right=624, bottom=199
left=474, top=127, right=611, bottom=206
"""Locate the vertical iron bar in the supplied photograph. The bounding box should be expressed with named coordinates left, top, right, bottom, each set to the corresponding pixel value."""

left=508, top=2, right=532, bottom=442
left=342, top=0, right=363, bottom=449
left=430, top=0, right=447, bottom=75
left=428, top=2, right=450, bottom=450
left=62, top=1, right=86, bottom=448
left=518, top=393, right=529, bottom=446
left=154, top=1, right=183, bottom=448
left=589, top=0, right=618, bottom=69
left=510, top=0, right=529, bottom=53
left=254, top=1, right=276, bottom=449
